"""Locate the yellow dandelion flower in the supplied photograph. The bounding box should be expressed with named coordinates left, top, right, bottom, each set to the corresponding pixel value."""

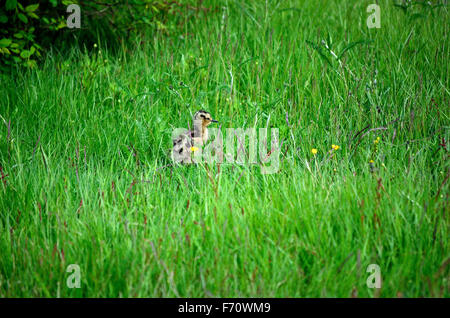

left=311, top=148, right=318, bottom=155
left=369, top=159, right=374, bottom=163
left=332, top=145, right=340, bottom=150
left=190, top=146, right=199, bottom=152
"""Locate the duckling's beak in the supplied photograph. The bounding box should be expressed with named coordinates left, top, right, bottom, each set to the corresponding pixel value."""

left=211, top=119, right=219, bottom=123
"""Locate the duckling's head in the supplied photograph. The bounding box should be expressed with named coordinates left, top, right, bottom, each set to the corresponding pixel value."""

left=194, top=110, right=218, bottom=127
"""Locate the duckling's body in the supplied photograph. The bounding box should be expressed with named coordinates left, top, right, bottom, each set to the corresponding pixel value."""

left=172, top=110, right=218, bottom=164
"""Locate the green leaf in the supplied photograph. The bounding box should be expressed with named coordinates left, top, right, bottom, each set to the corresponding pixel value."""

left=18, top=13, right=28, bottom=24
left=14, top=33, right=23, bottom=39
left=20, top=50, right=31, bottom=59
left=25, top=4, right=39, bottom=12
left=56, top=21, right=66, bottom=30
left=5, top=0, right=17, bottom=11
left=0, top=15, right=7, bottom=23
left=28, top=12, right=39, bottom=19
left=0, top=38, right=12, bottom=48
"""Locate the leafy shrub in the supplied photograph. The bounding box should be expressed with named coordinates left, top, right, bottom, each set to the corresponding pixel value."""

left=0, top=0, right=208, bottom=69
left=0, top=1, right=68, bottom=68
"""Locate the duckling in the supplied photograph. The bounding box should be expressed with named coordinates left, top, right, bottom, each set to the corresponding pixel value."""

left=172, top=110, right=218, bottom=164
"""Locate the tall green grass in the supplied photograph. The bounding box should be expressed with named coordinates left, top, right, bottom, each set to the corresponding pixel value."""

left=0, top=0, right=448, bottom=297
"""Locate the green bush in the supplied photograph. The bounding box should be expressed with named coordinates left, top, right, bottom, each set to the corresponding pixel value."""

left=0, top=0, right=206, bottom=69
left=0, top=0, right=66, bottom=68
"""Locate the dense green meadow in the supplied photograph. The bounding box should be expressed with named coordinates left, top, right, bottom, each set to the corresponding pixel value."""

left=0, top=0, right=449, bottom=297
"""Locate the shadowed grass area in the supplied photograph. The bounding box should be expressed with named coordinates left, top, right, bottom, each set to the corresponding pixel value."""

left=0, top=0, right=448, bottom=297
